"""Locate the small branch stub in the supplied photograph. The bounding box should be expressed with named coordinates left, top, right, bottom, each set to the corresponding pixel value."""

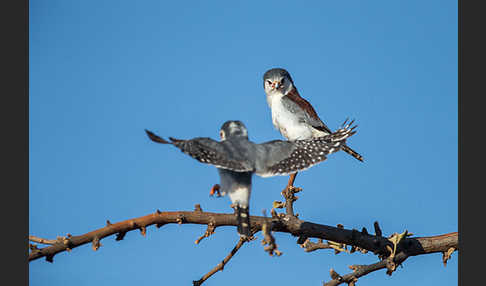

left=195, top=220, right=216, bottom=245
left=92, top=236, right=101, bottom=251
left=115, top=231, right=127, bottom=241
left=329, top=268, right=342, bottom=281
left=442, top=247, right=456, bottom=266
left=374, top=221, right=382, bottom=237
left=140, top=226, right=147, bottom=237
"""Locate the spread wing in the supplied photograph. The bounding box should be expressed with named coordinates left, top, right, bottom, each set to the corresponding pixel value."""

left=254, top=124, right=356, bottom=177
left=145, top=129, right=253, bottom=172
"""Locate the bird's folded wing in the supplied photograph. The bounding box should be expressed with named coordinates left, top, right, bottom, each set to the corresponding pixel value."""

left=282, top=91, right=332, bottom=134
left=254, top=136, right=347, bottom=178
left=145, top=130, right=253, bottom=172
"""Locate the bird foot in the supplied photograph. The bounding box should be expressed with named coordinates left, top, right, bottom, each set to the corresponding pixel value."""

left=209, top=184, right=221, bottom=197
left=287, top=185, right=302, bottom=193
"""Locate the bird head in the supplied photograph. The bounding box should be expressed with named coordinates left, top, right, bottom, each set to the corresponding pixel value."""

left=219, top=120, right=249, bottom=141
left=263, top=68, right=294, bottom=96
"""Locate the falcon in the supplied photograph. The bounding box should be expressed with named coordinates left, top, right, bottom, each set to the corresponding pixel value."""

left=263, top=68, right=363, bottom=189
left=145, top=120, right=357, bottom=239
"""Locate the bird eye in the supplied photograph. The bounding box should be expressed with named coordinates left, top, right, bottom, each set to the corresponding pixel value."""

left=219, top=130, right=225, bottom=140
left=267, top=80, right=272, bottom=85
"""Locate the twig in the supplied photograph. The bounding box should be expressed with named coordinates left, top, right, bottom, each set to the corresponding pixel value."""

left=193, top=237, right=246, bottom=286
left=323, top=252, right=410, bottom=286
left=281, top=186, right=301, bottom=216
left=29, top=236, right=57, bottom=245
left=302, top=238, right=348, bottom=254
left=261, top=210, right=282, bottom=256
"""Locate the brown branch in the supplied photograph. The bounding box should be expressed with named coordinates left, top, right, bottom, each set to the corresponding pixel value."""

left=323, top=252, right=410, bottom=286
left=28, top=209, right=458, bottom=265
left=281, top=186, right=301, bottom=216
left=193, top=237, right=246, bottom=286
left=261, top=211, right=282, bottom=256
left=302, top=238, right=349, bottom=254
left=321, top=232, right=458, bottom=286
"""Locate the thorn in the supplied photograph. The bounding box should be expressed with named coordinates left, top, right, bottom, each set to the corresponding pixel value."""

left=374, top=221, right=382, bottom=237
left=361, top=227, right=369, bottom=235
left=194, top=204, right=203, bottom=212
left=442, top=247, right=456, bottom=266
left=330, top=268, right=342, bottom=281
left=272, top=201, right=285, bottom=209
left=115, top=231, right=126, bottom=241
left=140, top=226, right=147, bottom=237
left=45, top=254, right=54, bottom=263
left=156, top=209, right=162, bottom=215
left=106, top=220, right=112, bottom=227
left=92, top=236, right=101, bottom=251
left=349, top=265, right=359, bottom=272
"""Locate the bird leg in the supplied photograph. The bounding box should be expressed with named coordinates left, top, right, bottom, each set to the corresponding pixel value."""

left=281, top=172, right=301, bottom=216
left=209, top=184, right=221, bottom=197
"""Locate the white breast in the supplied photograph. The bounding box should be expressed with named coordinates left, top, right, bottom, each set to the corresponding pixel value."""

left=268, top=95, right=314, bottom=140
left=228, top=186, right=251, bottom=207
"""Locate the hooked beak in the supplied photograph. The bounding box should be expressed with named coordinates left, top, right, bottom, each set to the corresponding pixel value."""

left=271, top=81, right=280, bottom=90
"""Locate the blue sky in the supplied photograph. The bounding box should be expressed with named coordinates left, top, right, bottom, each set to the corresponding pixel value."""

left=29, top=1, right=457, bottom=285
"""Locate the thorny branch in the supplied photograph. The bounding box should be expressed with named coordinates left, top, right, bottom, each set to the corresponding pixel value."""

left=28, top=207, right=458, bottom=262
left=321, top=233, right=458, bottom=286
left=29, top=188, right=458, bottom=285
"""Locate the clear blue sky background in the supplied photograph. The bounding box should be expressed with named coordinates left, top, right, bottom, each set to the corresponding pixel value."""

left=29, top=1, right=457, bottom=285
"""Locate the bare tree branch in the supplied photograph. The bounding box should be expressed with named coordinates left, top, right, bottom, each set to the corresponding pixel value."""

left=193, top=237, right=247, bottom=286
left=28, top=207, right=458, bottom=265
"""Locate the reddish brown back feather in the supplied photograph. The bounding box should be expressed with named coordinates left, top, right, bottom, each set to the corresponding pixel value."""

left=285, top=87, right=320, bottom=119
left=285, top=87, right=332, bottom=134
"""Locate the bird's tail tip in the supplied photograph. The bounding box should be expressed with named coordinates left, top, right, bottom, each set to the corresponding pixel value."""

left=331, top=118, right=358, bottom=141
left=145, top=129, right=171, bottom=144
left=235, top=205, right=251, bottom=239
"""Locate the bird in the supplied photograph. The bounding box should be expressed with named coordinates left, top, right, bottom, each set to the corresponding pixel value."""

left=263, top=68, right=363, bottom=189
left=145, top=120, right=357, bottom=239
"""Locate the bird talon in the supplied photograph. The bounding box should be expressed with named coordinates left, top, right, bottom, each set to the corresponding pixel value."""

left=209, top=184, right=221, bottom=197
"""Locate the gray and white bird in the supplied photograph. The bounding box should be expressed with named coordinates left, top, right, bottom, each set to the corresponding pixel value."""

left=263, top=68, right=363, bottom=188
left=145, top=120, right=356, bottom=239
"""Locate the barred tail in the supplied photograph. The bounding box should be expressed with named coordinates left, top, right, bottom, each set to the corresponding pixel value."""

left=341, top=144, right=364, bottom=162
left=236, top=206, right=251, bottom=239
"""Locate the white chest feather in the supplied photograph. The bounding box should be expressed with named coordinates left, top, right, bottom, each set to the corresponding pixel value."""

left=228, top=186, right=251, bottom=207
left=268, top=95, right=313, bottom=140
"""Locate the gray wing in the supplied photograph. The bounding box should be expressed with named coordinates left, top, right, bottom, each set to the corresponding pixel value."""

left=145, top=130, right=253, bottom=172
left=253, top=125, right=356, bottom=177
left=281, top=95, right=332, bottom=134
